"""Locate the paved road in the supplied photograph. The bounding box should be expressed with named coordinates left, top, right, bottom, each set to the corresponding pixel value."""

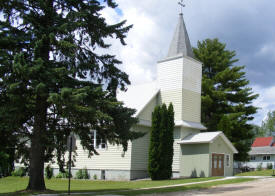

left=143, top=178, right=275, bottom=196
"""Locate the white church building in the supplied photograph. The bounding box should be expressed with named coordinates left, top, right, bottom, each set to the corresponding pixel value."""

left=51, top=13, right=238, bottom=180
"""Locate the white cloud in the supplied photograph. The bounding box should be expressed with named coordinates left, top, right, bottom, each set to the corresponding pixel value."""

left=251, top=85, right=275, bottom=125
left=257, top=43, right=275, bottom=61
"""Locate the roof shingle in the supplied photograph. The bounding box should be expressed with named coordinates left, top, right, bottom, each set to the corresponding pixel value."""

left=251, top=137, right=273, bottom=147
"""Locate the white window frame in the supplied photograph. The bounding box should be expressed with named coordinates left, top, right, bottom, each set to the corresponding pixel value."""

left=91, top=130, right=107, bottom=150
left=250, top=155, right=256, bottom=161
left=226, top=154, right=230, bottom=167
left=263, top=155, right=270, bottom=161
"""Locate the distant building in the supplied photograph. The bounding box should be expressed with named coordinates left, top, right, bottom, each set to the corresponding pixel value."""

left=245, top=137, right=275, bottom=169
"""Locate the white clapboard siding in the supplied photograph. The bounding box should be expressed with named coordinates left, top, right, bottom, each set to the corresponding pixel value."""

left=182, top=89, right=201, bottom=123
left=182, top=57, right=202, bottom=94
left=157, top=56, right=202, bottom=123
left=73, top=140, right=132, bottom=170
left=160, top=89, right=183, bottom=121
left=50, top=139, right=132, bottom=170
left=130, top=126, right=150, bottom=170
left=157, top=58, right=184, bottom=92
left=172, top=127, right=181, bottom=171
left=138, top=94, right=159, bottom=121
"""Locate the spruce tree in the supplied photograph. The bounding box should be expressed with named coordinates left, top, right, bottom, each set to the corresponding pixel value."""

left=0, top=0, right=140, bottom=190
left=193, top=38, right=258, bottom=161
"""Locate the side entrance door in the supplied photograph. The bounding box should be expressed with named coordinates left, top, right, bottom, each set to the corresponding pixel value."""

left=212, top=153, right=224, bottom=176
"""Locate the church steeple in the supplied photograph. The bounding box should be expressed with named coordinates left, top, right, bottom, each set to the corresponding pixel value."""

left=166, top=13, right=194, bottom=58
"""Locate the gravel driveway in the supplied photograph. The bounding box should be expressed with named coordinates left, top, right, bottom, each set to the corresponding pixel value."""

left=142, top=177, right=275, bottom=196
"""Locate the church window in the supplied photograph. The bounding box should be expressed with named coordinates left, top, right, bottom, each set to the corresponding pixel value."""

left=91, top=130, right=106, bottom=149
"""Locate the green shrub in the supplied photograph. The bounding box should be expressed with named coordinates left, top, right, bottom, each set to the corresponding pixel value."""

left=45, top=165, right=53, bottom=179
left=82, top=168, right=89, bottom=179
left=75, top=169, right=83, bottom=179
left=267, top=163, right=273, bottom=170
left=55, top=170, right=72, bottom=178
left=257, top=163, right=262, bottom=171
left=11, top=167, right=27, bottom=177
left=75, top=168, right=89, bottom=179
left=93, top=174, right=97, bottom=180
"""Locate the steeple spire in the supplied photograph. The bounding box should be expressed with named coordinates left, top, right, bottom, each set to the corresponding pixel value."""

left=166, top=5, right=194, bottom=58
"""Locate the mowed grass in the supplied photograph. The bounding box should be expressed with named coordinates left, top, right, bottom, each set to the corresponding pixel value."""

left=0, top=176, right=221, bottom=195
left=74, top=178, right=256, bottom=196
left=236, top=169, right=275, bottom=176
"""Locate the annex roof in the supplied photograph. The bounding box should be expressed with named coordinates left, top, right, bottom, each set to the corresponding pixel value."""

left=166, top=14, right=194, bottom=59
left=252, top=137, right=273, bottom=147
left=178, top=131, right=238, bottom=153
left=249, top=147, right=275, bottom=155
left=117, top=81, right=159, bottom=117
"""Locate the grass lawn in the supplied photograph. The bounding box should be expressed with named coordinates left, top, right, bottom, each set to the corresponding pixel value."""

left=236, top=169, right=275, bottom=176
left=74, top=178, right=256, bottom=196
left=0, top=176, right=222, bottom=195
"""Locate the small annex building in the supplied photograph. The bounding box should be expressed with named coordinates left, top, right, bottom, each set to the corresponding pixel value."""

left=179, top=132, right=238, bottom=177
left=40, top=11, right=238, bottom=180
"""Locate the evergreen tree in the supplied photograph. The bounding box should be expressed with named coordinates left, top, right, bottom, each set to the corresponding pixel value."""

left=148, top=104, right=174, bottom=180
left=166, top=103, right=174, bottom=179
left=148, top=106, right=161, bottom=180
left=0, top=0, right=140, bottom=190
left=159, top=104, right=168, bottom=179
left=193, top=38, right=258, bottom=161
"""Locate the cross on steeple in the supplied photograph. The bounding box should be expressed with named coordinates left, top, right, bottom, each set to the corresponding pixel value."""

left=178, top=0, right=186, bottom=15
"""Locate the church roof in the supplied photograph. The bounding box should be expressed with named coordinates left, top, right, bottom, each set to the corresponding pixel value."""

left=167, top=13, right=194, bottom=58
left=117, top=81, right=159, bottom=117
left=178, top=131, right=238, bottom=153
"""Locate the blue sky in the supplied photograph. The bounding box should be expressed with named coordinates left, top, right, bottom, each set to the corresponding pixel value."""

left=101, top=0, right=275, bottom=125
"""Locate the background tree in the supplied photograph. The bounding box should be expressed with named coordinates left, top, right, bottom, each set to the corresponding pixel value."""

left=193, top=38, right=258, bottom=161
left=251, top=124, right=265, bottom=138
left=260, top=111, right=275, bottom=137
left=0, top=0, right=141, bottom=191
left=148, top=103, right=174, bottom=180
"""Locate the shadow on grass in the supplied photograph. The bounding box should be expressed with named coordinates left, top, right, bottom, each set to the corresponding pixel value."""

left=0, top=188, right=134, bottom=196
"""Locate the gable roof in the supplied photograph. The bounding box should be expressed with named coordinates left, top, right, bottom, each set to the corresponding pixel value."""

left=178, top=131, right=238, bottom=153
left=252, top=137, right=273, bottom=147
left=166, top=14, right=194, bottom=59
left=117, top=81, right=159, bottom=117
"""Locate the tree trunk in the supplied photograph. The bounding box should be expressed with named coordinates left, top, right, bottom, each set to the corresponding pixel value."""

left=27, top=96, right=47, bottom=191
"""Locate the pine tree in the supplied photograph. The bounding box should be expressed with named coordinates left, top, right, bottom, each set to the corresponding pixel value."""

left=193, top=38, right=258, bottom=161
left=0, top=0, right=140, bottom=190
